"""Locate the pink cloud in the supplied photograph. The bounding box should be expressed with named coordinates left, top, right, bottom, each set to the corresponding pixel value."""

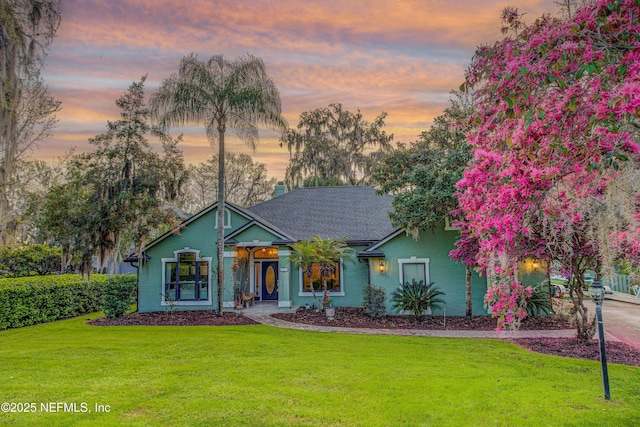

left=39, top=0, right=559, bottom=179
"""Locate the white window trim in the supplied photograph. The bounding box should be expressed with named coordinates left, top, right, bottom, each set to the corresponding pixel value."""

left=161, top=247, right=212, bottom=306
left=214, top=208, right=232, bottom=229
left=298, top=260, right=345, bottom=297
left=444, top=216, right=461, bottom=231
left=398, top=257, right=430, bottom=286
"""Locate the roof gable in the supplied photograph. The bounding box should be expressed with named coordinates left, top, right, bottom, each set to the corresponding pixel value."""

left=357, top=229, right=405, bottom=258
left=224, top=220, right=293, bottom=243
left=144, top=201, right=253, bottom=251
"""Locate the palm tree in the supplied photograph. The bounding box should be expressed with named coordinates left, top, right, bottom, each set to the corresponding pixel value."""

left=289, top=235, right=355, bottom=308
left=150, top=53, right=287, bottom=314
left=313, top=235, right=355, bottom=302
left=287, top=239, right=320, bottom=307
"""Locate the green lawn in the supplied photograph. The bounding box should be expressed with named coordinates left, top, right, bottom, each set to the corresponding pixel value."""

left=1, top=315, right=639, bottom=426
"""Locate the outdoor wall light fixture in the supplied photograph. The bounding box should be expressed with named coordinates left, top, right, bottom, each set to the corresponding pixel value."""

left=531, top=260, right=540, bottom=271
left=589, top=280, right=611, bottom=400
left=378, top=261, right=385, bottom=274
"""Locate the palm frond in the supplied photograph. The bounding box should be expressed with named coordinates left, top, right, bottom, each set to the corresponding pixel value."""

left=151, top=53, right=286, bottom=150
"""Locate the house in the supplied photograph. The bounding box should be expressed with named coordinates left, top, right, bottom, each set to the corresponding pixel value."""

left=135, top=185, right=489, bottom=315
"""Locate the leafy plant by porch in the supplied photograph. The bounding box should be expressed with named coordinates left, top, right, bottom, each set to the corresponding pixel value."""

left=1, top=315, right=639, bottom=425
left=391, top=279, right=445, bottom=320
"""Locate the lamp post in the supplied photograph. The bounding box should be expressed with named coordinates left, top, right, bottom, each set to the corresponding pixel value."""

left=588, top=280, right=611, bottom=400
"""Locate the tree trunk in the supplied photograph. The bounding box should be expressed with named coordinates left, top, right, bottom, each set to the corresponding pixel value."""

left=322, top=275, right=329, bottom=305
left=0, top=83, right=17, bottom=246
left=61, top=240, right=71, bottom=273
left=216, top=130, right=226, bottom=315
left=465, top=264, right=473, bottom=318
left=308, top=271, right=321, bottom=308
left=109, top=233, right=121, bottom=277
left=569, top=261, right=596, bottom=343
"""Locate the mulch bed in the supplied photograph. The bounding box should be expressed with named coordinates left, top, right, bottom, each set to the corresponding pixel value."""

left=510, top=337, right=640, bottom=367
left=87, top=311, right=258, bottom=326
left=272, top=306, right=571, bottom=330
left=87, top=307, right=640, bottom=367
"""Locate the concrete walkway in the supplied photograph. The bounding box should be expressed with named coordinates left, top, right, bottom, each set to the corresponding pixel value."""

left=243, top=302, right=576, bottom=339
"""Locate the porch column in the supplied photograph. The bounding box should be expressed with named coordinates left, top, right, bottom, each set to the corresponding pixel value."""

left=277, top=249, right=291, bottom=308
left=222, top=250, right=236, bottom=308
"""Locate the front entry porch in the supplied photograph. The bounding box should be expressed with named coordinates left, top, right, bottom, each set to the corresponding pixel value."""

left=242, top=301, right=296, bottom=315
left=227, top=245, right=292, bottom=309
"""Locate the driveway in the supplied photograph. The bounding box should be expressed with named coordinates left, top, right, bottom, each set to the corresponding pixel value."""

left=589, top=298, right=640, bottom=351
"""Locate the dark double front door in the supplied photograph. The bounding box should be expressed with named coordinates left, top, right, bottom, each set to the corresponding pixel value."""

left=259, top=261, right=278, bottom=301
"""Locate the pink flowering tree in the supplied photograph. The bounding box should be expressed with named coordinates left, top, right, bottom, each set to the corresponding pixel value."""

left=457, top=1, right=640, bottom=340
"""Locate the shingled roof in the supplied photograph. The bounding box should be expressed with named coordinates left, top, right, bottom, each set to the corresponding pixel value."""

left=248, top=186, right=397, bottom=243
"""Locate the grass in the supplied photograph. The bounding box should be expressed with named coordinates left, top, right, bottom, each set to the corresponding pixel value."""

left=1, top=315, right=640, bottom=426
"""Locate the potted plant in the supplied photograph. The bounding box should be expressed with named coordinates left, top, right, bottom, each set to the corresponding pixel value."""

left=323, top=295, right=335, bottom=319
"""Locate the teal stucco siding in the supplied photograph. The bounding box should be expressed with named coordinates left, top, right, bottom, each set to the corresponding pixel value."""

left=137, top=205, right=250, bottom=313
left=137, top=201, right=487, bottom=316
left=365, top=226, right=487, bottom=316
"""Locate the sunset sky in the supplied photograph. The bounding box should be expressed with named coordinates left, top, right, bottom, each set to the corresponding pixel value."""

left=39, top=0, right=561, bottom=179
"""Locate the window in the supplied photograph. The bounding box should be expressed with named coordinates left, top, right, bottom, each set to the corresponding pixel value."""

left=215, top=208, right=231, bottom=229
left=398, top=257, right=430, bottom=286
left=162, top=249, right=211, bottom=304
left=444, top=216, right=461, bottom=231
left=254, top=247, right=278, bottom=259
left=302, top=262, right=341, bottom=293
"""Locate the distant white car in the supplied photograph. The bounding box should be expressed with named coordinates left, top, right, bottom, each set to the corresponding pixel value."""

left=550, top=275, right=611, bottom=294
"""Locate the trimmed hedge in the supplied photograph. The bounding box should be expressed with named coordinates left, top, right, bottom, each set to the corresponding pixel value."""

left=102, top=275, right=137, bottom=319
left=0, top=274, right=136, bottom=330
left=0, top=244, right=62, bottom=278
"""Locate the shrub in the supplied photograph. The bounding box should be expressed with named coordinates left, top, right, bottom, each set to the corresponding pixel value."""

left=391, top=280, right=445, bottom=320
left=523, top=284, right=553, bottom=317
left=0, top=274, right=112, bottom=330
left=0, top=245, right=62, bottom=278
left=102, top=275, right=137, bottom=319
left=362, top=283, right=386, bottom=318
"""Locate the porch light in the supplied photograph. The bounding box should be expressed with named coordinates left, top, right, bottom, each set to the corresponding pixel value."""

left=588, top=280, right=611, bottom=400
left=378, top=261, right=385, bottom=274
left=531, top=260, right=540, bottom=271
